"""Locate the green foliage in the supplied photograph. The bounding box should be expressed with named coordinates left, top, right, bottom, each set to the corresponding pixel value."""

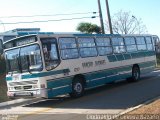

left=0, top=55, right=6, bottom=74
left=0, top=56, right=8, bottom=102
left=76, top=22, right=101, bottom=34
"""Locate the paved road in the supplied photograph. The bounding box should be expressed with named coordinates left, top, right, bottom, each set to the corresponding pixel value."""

left=1, top=70, right=160, bottom=120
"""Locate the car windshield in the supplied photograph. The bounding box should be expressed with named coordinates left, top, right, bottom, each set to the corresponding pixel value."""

left=5, top=44, right=43, bottom=74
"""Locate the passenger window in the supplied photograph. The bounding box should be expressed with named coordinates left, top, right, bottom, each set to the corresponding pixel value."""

left=96, top=37, right=112, bottom=55
left=112, top=37, right=126, bottom=53
left=136, top=37, right=147, bottom=51
left=145, top=37, right=153, bottom=50
left=124, top=37, right=137, bottom=52
left=59, top=37, right=79, bottom=60
left=78, top=37, right=97, bottom=57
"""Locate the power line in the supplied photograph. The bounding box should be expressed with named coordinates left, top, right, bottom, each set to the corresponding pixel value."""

left=2, top=16, right=98, bottom=25
left=0, top=12, right=98, bottom=19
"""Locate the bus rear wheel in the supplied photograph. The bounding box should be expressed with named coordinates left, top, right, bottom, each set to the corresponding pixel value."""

left=69, top=77, right=85, bottom=98
left=127, top=65, right=140, bottom=82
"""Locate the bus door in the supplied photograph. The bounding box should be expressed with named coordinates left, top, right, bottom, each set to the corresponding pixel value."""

left=41, top=38, right=60, bottom=71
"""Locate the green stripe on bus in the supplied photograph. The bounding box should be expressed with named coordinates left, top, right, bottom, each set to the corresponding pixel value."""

left=123, top=53, right=131, bottom=60
left=107, top=55, right=117, bottom=62
left=6, top=68, right=70, bottom=81
left=116, top=54, right=124, bottom=61
left=107, top=51, right=155, bottom=62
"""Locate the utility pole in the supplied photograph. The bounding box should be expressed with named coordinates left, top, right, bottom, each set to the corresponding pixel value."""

left=105, top=0, right=113, bottom=34
left=98, top=0, right=105, bottom=34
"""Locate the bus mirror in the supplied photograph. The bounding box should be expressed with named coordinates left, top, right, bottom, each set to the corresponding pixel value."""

left=0, top=39, right=3, bottom=54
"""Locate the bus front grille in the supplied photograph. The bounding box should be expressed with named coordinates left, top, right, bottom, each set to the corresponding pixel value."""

left=23, top=85, right=32, bottom=90
left=9, top=80, right=38, bottom=86
left=14, top=86, right=22, bottom=90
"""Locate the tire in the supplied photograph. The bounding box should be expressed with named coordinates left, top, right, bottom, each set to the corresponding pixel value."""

left=69, top=77, right=85, bottom=98
left=127, top=65, right=140, bottom=82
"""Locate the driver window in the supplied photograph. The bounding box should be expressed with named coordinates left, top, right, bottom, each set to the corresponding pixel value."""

left=41, top=38, right=60, bottom=70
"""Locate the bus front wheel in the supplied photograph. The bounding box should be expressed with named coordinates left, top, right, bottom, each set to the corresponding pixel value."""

left=70, top=77, right=85, bottom=98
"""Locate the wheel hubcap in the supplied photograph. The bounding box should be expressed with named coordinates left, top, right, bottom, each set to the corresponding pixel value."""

left=134, top=69, right=139, bottom=80
left=74, top=83, right=82, bottom=94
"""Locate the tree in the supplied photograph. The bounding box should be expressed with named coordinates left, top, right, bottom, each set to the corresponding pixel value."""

left=106, top=10, right=147, bottom=34
left=76, top=22, right=101, bottom=34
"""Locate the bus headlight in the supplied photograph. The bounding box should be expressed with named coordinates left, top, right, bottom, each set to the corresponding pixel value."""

left=8, top=87, right=14, bottom=90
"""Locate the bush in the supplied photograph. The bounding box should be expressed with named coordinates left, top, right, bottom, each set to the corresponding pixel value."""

left=0, top=56, right=8, bottom=102
left=0, top=55, right=6, bottom=74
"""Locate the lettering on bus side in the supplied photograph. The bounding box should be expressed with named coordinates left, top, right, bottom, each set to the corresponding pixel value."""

left=82, top=62, right=94, bottom=68
left=95, top=60, right=106, bottom=66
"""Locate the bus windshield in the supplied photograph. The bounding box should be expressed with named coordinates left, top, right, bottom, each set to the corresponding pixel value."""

left=5, top=44, right=43, bottom=74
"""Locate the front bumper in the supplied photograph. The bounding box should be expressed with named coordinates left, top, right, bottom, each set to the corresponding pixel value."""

left=7, top=89, right=48, bottom=98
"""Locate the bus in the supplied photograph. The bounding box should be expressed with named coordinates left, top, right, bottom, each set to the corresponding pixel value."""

left=3, top=34, right=159, bottom=98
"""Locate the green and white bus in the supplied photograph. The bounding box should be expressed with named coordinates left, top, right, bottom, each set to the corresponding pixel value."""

left=3, top=34, right=159, bottom=98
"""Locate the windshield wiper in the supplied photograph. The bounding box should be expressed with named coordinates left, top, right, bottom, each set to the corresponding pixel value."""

left=26, top=55, right=32, bottom=74
left=17, top=57, right=22, bottom=73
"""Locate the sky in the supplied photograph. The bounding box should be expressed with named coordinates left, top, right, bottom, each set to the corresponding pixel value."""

left=0, top=0, right=159, bottom=37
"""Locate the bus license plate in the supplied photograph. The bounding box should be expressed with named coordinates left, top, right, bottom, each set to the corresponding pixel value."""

left=15, top=92, right=32, bottom=96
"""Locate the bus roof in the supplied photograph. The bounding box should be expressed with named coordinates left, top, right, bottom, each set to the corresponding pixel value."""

left=3, top=33, right=154, bottom=45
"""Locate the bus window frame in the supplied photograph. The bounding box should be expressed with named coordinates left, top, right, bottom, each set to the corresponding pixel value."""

left=77, top=37, right=98, bottom=58
left=145, top=36, right=154, bottom=51
left=124, top=36, right=138, bottom=53
left=58, top=37, right=79, bottom=60
left=95, top=37, right=113, bottom=56
left=111, top=37, right=126, bottom=54
left=135, top=36, right=147, bottom=51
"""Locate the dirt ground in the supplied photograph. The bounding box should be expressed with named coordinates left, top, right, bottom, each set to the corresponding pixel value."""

left=128, top=99, right=160, bottom=114
left=116, top=98, right=160, bottom=120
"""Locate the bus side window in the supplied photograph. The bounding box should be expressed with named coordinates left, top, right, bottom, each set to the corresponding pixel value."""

left=111, top=37, right=126, bottom=54
left=78, top=37, right=97, bottom=58
left=136, top=37, right=147, bottom=51
left=124, top=37, right=137, bottom=52
left=0, top=39, right=3, bottom=54
left=145, top=36, right=153, bottom=51
left=59, top=37, right=79, bottom=60
left=96, top=37, right=112, bottom=55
